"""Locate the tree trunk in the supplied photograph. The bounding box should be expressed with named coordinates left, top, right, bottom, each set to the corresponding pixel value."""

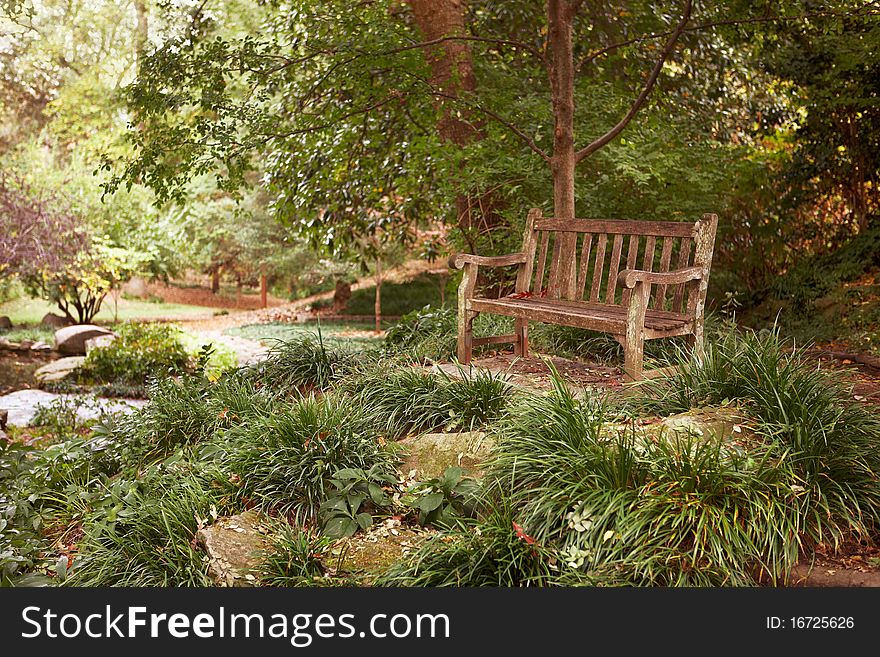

left=407, top=0, right=480, bottom=147
left=211, top=269, right=220, bottom=294
left=407, top=0, right=501, bottom=233
left=375, top=256, right=382, bottom=333
left=260, top=265, right=268, bottom=308
left=134, top=0, right=149, bottom=68
left=547, top=0, right=578, bottom=298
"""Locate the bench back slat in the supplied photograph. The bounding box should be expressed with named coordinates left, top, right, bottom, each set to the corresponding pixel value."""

left=621, top=233, right=640, bottom=307
left=520, top=212, right=715, bottom=314
left=671, top=236, right=693, bottom=312
left=575, top=233, right=593, bottom=300
left=653, top=237, right=675, bottom=309
left=589, top=233, right=608, bottom=303
left=534, top=230, right=550, bottom=294
left=604, top=233, right=624, bottom=304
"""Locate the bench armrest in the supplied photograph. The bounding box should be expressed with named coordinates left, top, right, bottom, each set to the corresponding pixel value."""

left=449, top=253, right=528, bottom=269
left=617, top=266, right=703, bottom=289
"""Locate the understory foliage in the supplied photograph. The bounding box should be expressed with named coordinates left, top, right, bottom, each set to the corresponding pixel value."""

left=387, top=331, right=880, bottom=587
left=3, top=331, right=880, bottom=588
left=75, top=323, right=190, bottom=389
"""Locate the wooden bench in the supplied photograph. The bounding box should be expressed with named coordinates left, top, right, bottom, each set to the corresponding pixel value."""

left=450, top=209, right=718, bottom=380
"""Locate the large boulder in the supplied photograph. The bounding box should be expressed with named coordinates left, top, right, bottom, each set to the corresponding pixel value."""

left=34, top=356, right=86, bottom=384
left=54, top=324, right=115, bottom=355
left=398, top=430, right=494, bottom=480
left=0, top=316, right=12, bottom=330
left=196, top=511, right=269, bottom=587
left=41, top=312, right=73, bottom=329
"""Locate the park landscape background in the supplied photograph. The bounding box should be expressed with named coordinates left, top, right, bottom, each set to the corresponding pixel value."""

left=1, top=0, right=880, bottom=587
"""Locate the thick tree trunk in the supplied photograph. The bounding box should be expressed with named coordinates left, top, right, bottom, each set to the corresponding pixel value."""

left=211, top=269, right=220, bottom=294
left=408, top=0, right=502, bottom=233
left=407, top=0, right=480, bottom=147
left=547, top=0, right=578, bottom=298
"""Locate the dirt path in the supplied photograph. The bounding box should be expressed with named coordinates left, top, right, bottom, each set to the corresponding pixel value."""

left=176, top=258, right=442, bottom=334
left=168, top=258, right=443, bottom=365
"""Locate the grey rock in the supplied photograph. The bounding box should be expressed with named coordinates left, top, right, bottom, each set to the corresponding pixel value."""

left=18, top=339, right=34, bottom=350
left=0, top=389, right=146, bottom=427
left=34, top=356, right=86, bottom=384
left=41, top=312, right=73, bottom=329
left=399, top=430, right=494, bottom=480
left=196, top=511, right=268, bottom=587
left=29, top=341, right=52, bottom=352
left=0, top=338, right=18, bottom=351
left=54, top=324, right=115, bottom=355
left=0, top=316, right=11, bottom=330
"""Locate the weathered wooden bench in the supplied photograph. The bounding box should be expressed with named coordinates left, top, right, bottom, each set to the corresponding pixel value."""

left=450, top=209, right=718, bottom=379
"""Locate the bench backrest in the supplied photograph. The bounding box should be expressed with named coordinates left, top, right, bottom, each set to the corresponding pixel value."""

left=516, top=210, right=718, bottom=314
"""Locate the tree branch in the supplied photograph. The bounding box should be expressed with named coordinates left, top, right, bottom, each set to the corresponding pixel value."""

left=576, top=4, right=880, bottom=72
left=574, top=0, right=692, bottom=164
left=428, top=89, right=551, bottom=164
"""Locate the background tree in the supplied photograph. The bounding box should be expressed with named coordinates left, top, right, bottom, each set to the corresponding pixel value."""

left=0, top=176, right=140, bottom=323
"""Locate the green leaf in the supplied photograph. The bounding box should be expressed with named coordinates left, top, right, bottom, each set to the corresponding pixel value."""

left=356, top=512, right=373, bottom=531
left=418, top=492, right=445, bottom=513
left=333, top=468, right=364, bottom=481
left=368, top=483, right=388, bottom=505
left=441, top=466, right=463, bottom=489
left=324, top=516, right=357, bottom=539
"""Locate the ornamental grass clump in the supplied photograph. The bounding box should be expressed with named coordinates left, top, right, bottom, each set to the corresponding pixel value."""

left=66, top=463, right=233, bottom=587
left=253, top=333, right=365, bottom=392
left=351, top=365, right=513, bottom=439
left=378, top=495, right=598, bottom=587
left=638, top=328, right=880, bottom=548
left=222, top=393, right=397, bottom=525
left=105, top=369, right=287, bottom=465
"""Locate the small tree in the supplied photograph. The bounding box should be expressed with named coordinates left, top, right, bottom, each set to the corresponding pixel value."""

left=0, top=176, right=134, bottom=324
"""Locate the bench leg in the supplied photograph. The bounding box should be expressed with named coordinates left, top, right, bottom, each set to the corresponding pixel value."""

left=623, top=329, right=645, bottom=381
left=687, top=325, right=705, bottom=362
left=623, top=280, right=649, bottom=381
left=514, top=319, right=529, bottom=357
left=457, top=310, right=478, bottom=364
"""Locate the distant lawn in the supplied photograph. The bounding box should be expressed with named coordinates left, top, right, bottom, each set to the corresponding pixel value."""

left=315, top=273, right=447, bottom=317
left=226, top=321, right=384, bottom=349
left=0, top=296, right=217, bottom=326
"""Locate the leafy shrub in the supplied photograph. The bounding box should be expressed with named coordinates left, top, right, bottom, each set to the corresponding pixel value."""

left=252, top=333, right=365, bottom=392
left=102, top=370, right=284, bottom=465
left=638, top=329, right=880, bottom=546
left=474, top=351, right=880, bottom=586
left=769, top=226, right=880, bottom=309
left=319, top=465, right=397, bottom=538
left=75, top=322, right=190, bottom=388
left=404, top=466, right=479, bottom=528
left=379, top=496, right=598, bottom=587
left=66, top=464, right=228, bottom=587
